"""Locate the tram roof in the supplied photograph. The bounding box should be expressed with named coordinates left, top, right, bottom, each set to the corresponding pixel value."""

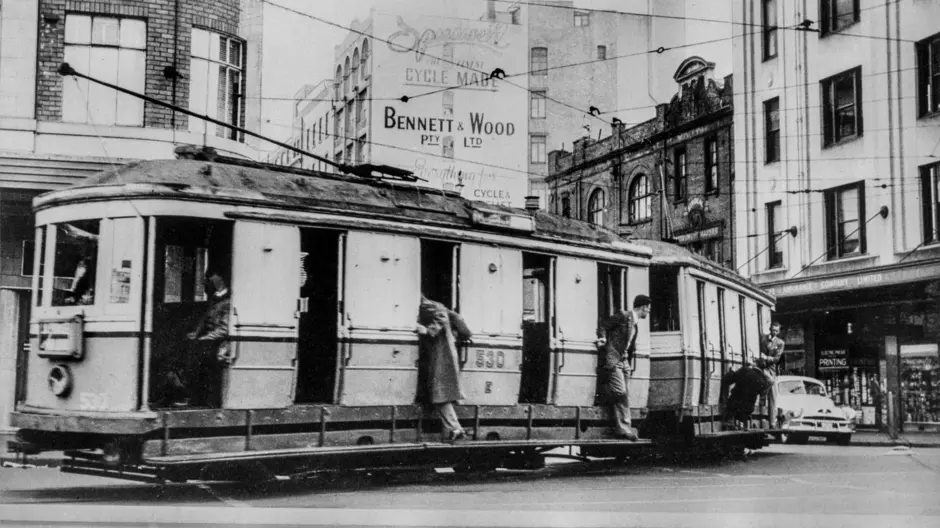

left=634, top=238, right=775, bottom=304
left=36, top=158, right=652, bottom=256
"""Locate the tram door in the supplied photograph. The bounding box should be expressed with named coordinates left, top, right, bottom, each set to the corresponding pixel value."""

left=552, top=257, right=598, bottom=406
left=223, top=222, right=300, bottom=409
left=417, top=239, right=458, bottom=404
left=295, top=229, right=342, bottom=404
left=519, top=253, right=554, bottom=403
left=149, top=218, right=232, bottom=408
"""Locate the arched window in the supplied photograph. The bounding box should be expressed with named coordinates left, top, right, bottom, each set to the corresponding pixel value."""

left=334, top=65, right=342, bottom=100
left=351, top=48, right=360, bottom=86
left=361, top=39, right=370, bottom=82
left=629, top=174, right=651, bottom=222
left=588, top=188, right=605, bottom=226
left=343, top=57, right=351, bottom=94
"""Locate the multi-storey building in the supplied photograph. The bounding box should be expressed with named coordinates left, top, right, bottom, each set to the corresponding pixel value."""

left=547, top=59, right=735, bottom=270
left=268, top=80, right=333, bottom=172
left=0, top=0, right=265, bottom=429
left=734, top=0, right=940, bottom=431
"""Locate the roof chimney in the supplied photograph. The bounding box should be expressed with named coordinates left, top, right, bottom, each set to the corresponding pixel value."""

left=524, top=195, right=540, bottom=211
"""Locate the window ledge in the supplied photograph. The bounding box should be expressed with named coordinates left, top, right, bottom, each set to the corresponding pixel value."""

left=705, top=190, right=719, bottom=197
left=762, top=55, right=777, bottom=63
left=823, top=134, right=862, bottom=150
left=765, top=159, right=780, bottom=166
left=622, top=218, right=653, bottom=227
left=811, top=253, right=878, bottom=269
left=918, top=110, right=940, bottom=121
left=751, top=267, right=788, bottom=278
left=820, top=21, right=860, bottom=39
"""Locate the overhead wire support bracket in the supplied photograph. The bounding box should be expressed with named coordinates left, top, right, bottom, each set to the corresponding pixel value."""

left=57, top=62, right=420, bottom=183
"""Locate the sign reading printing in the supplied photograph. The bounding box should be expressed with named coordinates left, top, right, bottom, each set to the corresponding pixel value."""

left=371, top=13, right=528, bottom=208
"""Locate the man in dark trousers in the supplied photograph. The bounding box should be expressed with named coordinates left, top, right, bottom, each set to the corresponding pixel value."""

left=722, top=365, right=766, bottom=428
left=595, top=294, right=652, bottom=441
left=758, top=321, right=785, bottom=426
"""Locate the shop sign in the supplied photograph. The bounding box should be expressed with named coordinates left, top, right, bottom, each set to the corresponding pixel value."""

left=818, top=348, right=848, bottom=370
left=765, top=260, right=940, bottom=298
left=673, top=225, right=721, bottom=245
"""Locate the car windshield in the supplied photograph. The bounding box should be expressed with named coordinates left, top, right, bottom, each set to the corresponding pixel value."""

left=779, top=380, right=805, bottom=394
left=804, top=381, right=826, bottom=396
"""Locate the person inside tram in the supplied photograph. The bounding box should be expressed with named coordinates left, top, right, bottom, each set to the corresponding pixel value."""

left=758, top=321, right=785, bottom=426
left=64, top=256, right=95, bottom=306
left=415, top=295, right=473, bottom=443
left=166, top=267, right=233, bottom=407
left=594, top=294, right=652, bottom=441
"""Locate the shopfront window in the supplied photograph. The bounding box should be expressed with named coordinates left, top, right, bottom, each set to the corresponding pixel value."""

left=51, top=220, right=100, bottom=306
left=900, top=344, right=940, bottom=426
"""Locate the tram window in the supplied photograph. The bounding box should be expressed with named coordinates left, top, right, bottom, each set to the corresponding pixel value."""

left=157, top=219, right=230, bottom=304
left=523, top=255, right=551, bottom=323
left=597, top=263, right=625, bottom=318
left=51, top=220, right=100, bottom=306
left=31, top=228, right=46, bottom=307
left=649, top=267, right=680, bottom=332
left=107, top=218, right=139, bottom=304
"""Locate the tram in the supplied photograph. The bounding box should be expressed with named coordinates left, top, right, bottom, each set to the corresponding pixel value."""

left=8, top=155, right=776, bottom=482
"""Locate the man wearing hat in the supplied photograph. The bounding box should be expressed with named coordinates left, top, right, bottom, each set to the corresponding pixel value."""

left=595, top=294, right=652, bottom=441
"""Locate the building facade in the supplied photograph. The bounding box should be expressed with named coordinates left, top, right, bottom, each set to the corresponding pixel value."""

left=0, top=0, right=265, bottom=430
left=733, top=0, right=940, bottom=431
left=547, top=58, right=736, bottom=270
left=267, top=80, right=333, bottom=172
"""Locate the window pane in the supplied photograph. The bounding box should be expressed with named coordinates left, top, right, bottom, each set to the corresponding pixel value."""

left=120, top=19, right=146, bottom=49
left=834, top=0, right=855, bottom=28
left=65, top=15, right=92, bottom=45
left=92, top=17, right=120, bottom=46
left=531, top=136, right=546, bottom=163
left=116, top=48, right=145, bottom=126
left=229, top=40, right=242, bottom=68
left=839, top=187, right=859, bottom=221
left=52, top=221, right=100, bottom=306
left=836, top=106, right=856, bottom=138
left=88, top=47, right=119, bottom=125
left=62, top=46, right=91, bottom=123
left=191, top=28, right=210, bottom=59
left=834, top=74, right=855, bottom=107
left=218, top=36, right=228, bottom=63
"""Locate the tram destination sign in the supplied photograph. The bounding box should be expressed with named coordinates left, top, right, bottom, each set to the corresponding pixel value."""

left=370, top=13, right=528, bottom=208
left=764, top=260, right=940, bottom=298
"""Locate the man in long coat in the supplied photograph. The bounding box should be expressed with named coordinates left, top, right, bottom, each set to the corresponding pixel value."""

left=595, top=294, right=651, bottom=441
left=416, top=296, right=473, bottom=442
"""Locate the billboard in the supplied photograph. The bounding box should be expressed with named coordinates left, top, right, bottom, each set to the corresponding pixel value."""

left=370, top=13, right=528, bottom=208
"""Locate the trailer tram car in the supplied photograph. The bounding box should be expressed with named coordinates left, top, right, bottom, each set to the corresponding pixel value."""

left=8, top=156, right=776, bottom=483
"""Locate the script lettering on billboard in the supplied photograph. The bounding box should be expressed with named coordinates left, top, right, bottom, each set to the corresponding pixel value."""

left=386, top=16, right=510, bottom=59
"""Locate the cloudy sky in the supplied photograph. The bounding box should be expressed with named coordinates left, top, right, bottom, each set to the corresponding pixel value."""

left=258, top=0, right=733, bottom=152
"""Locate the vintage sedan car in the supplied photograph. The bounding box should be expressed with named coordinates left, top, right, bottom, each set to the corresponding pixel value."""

left=774, top=375, right=856, bottom=445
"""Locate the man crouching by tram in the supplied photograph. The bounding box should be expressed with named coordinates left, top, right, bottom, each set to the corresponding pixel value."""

left=165, top=268, right=233, bottom=408
left=416, top=296, right=473, bottom=443
left=595, top=295, right=652, bottom=441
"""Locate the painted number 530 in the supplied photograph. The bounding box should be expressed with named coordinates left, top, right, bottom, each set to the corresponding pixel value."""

left=79, top=392, right=109, bottom=411
left=475, top=349, right=506, bottom=369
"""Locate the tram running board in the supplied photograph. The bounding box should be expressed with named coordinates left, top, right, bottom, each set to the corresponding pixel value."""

left=62, top=458, right=165, bottom=484
left=143, top=438, right=653, bottom=467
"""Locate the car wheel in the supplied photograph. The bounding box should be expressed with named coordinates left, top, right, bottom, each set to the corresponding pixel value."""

left=834, top=433, right=851, bottom=446
left=785, top=433, right=808, bottom=445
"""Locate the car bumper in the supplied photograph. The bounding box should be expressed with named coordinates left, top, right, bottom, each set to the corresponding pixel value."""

left=781, top=419, right=855, bottom=437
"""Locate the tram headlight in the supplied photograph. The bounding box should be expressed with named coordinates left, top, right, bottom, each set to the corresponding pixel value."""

left=48, top=364, right=73, bottom=398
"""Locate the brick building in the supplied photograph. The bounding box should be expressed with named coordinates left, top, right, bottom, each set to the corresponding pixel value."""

left=0, top=0, right=265, bottom=430
left=547, top=58, right=736, bottom=269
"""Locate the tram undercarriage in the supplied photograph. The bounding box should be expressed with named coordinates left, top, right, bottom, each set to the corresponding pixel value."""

left=9, top=402, right=774, bottom=484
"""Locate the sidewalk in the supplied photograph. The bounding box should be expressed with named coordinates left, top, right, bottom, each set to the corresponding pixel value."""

left=849, top=430, right=940, bottom=448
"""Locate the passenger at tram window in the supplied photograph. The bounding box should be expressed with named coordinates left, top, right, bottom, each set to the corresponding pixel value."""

left=65, top=256, right=95, bottom=305
left=594, top=294, right=651, bottom=441
left=58, top=223, right=99, bottom=306
left=166, top=267, right=232, bottom=407
left=416, top=295, right=473, bottom=443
